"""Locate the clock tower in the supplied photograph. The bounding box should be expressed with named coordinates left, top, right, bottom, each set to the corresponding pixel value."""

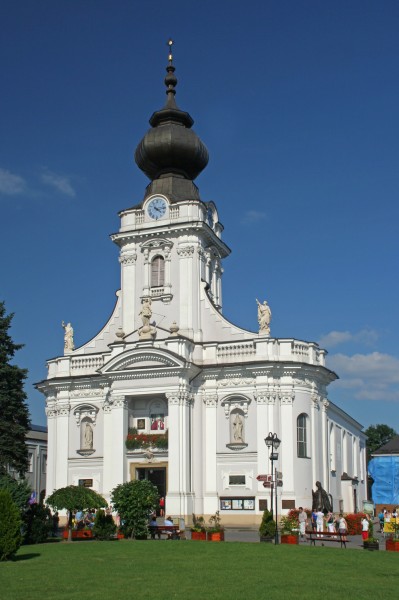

left=111, top=42, right=233, bottom=343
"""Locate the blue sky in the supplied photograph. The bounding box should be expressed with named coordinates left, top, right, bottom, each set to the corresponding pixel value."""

left=1, top=0, right=398, bottom=432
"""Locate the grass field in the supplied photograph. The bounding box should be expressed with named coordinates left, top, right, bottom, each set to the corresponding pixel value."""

left=1, top=539, right=398, bottom=599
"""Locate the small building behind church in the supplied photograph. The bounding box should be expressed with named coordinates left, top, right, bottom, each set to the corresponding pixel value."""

left=36, top=47, right=366, bottom=525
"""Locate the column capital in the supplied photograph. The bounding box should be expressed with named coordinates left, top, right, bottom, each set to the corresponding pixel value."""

left=177, top=245, right=195, bottom=257
left=166, top=391, right=193, bottom=406
left=203, top=394, right=218, bottom=407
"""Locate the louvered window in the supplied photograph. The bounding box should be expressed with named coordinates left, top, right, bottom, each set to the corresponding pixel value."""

left=151, top=256, right=165, bottom=287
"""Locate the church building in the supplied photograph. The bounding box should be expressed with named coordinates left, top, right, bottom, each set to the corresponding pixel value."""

left=37, top=45, right=367, bottom=524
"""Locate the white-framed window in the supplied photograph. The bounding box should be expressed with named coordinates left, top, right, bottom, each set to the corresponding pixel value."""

left=151, top=255, right=165, bottom=287
left=28, top=452, right=34, bottom=473
left=297, top=413, right=309, bottom=458
left=42, top=454, right=47, bottom=474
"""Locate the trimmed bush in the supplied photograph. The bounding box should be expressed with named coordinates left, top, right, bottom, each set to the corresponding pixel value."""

left=23, top=504, right=52, bottom=544
left=259, top=509, right=276, bottom=538
left=93, top=509, right=117, bottom=540
left=0, top=490, right=22, bottom=561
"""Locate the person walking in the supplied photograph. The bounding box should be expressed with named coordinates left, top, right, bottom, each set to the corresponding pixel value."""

left=338, top=513, right=348, bottom=542
left=298, top=507, right=308, bottom=540
left=316, top=510, right=324, bottom=537
left=361, top=515, right=370, bottom=541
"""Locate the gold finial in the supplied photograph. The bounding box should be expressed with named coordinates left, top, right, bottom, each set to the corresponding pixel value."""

left=167, top=38, right=173, bottom=64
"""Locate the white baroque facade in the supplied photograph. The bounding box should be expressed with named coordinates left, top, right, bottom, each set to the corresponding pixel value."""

left=37, top=52, right=366, bottom=525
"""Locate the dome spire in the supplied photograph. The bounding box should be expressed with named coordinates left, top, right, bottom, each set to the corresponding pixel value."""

left=134, top=40, right=209, bottom=203
left=164, top=38, right=178, bottom=109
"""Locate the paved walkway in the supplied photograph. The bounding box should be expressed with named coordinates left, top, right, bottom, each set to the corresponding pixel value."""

left=195, top=518, right=388, bottom=550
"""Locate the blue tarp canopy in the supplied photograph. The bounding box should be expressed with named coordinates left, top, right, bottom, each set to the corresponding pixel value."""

left=368, top=456, right=399, bottom=504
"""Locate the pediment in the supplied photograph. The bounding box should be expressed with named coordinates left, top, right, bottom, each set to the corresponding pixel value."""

left=100, top=349, right=185, bottom=374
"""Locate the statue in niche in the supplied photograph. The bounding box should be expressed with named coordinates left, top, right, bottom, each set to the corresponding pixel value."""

left=232, top=413, right=244, bottom=443
left=62, top=321, right=75, bottom=352
left=139, top=298, right=152, bottom=327
left=312, top=481, right=333, bottom=513
left=83, top=422, right=93, bottom=450
left=256, top=299, right=271, bottom=335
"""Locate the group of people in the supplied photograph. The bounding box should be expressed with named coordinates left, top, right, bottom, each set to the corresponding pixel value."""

left=297, top=507, right=348, bottom=540
left=377, top=507, right=399, bottom=534
left=73, top=508, right=97, bottom=529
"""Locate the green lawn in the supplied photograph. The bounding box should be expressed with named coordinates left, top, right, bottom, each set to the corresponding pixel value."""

left=1, top=540, right=398, bottom=599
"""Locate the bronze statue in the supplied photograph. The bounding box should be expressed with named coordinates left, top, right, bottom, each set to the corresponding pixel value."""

left=312, top=481, right=333, bottom=513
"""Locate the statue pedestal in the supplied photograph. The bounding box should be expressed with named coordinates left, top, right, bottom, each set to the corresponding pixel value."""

left=226, top=443, right=248, bottom=451
left=138, top=325, right=156, bottom=340
left=76, top=449, right=95, bottom=456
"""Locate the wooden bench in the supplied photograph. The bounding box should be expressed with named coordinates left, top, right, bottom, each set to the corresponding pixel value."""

left=306, top=530, right=349, bottom=548
left=149, top=525, right=181, bottom=540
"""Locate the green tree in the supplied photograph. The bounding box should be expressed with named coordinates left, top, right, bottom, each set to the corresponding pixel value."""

left=111, top=480, right=158, bottom=540
left=0, top=302, right=30, bottom=476
left=0, top=473, right=31, bottom=510
left=365, top=424, right=397, bottom=460
left=0, top=490, right=22, bottom=561
left=47, top=486, right=107, bottom=541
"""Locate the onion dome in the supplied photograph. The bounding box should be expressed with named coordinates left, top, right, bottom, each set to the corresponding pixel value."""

left=135, top=40, right=209, bottom=202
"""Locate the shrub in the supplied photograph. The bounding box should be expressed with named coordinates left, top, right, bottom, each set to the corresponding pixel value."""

left=259, top=509, right=276, bottom=538
left=280, top=514, right=299, bottom=535
left=111, top=480, right=158, bottom=539
left=0, top=490, right=22, bottom=561
left=345, top=512, right=367, bottom=535
left=191, top=514, right=206, bottom=532
left=23, top=503, right=52, bottom=544
left=93, top=509, right=117, bottom=540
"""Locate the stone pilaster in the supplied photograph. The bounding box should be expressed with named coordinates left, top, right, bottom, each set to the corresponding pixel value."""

left=119, top=245, right=137, bottom=335
left=102, top=393, right=128, bottom=500
left=166, top=389, right=194, bottom=516
left=202, top=393, right=218, bottom=515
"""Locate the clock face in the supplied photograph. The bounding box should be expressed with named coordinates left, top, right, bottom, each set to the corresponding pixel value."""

left=147, top=197, right=167, bottom=220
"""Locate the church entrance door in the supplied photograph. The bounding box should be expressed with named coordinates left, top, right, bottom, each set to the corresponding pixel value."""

left=136, top=467, right=166, bottom=507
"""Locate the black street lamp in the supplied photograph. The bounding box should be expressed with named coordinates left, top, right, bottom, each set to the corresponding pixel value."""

left=264, top=432, right=281, bottom=545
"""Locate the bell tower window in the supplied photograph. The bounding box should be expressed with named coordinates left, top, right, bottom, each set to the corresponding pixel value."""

left=151, top=255, right=165, bottom=288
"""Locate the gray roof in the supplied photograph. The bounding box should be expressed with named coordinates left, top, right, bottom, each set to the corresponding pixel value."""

left=372, top=434, right=399, bottom=455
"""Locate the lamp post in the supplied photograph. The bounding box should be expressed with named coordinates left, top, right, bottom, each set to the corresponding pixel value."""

left=264, top=432, right=281, bottom=545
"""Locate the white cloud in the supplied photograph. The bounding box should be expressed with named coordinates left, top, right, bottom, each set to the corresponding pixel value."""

left=327, top=352, right=399, bottom=401
left=0, top=168, right=26, bottom=195
left=242, top=210, right=267, bottom=224
left=318, top=328, right=379, bottom=348
left=41, top=169, right=76, bottom=197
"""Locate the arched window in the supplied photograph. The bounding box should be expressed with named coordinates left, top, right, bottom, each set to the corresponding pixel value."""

left=297, top=413, right=309, bottom=458
left=151, top=255, right=165, bottom=287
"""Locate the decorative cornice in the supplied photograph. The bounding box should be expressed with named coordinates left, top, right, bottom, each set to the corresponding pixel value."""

left=217, top=377, right=254, bottom=387
left=70, top=389, right=104, bottom=398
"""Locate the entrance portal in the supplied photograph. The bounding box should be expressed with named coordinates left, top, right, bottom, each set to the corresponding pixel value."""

left=136, top=467, right=166, bottom=508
